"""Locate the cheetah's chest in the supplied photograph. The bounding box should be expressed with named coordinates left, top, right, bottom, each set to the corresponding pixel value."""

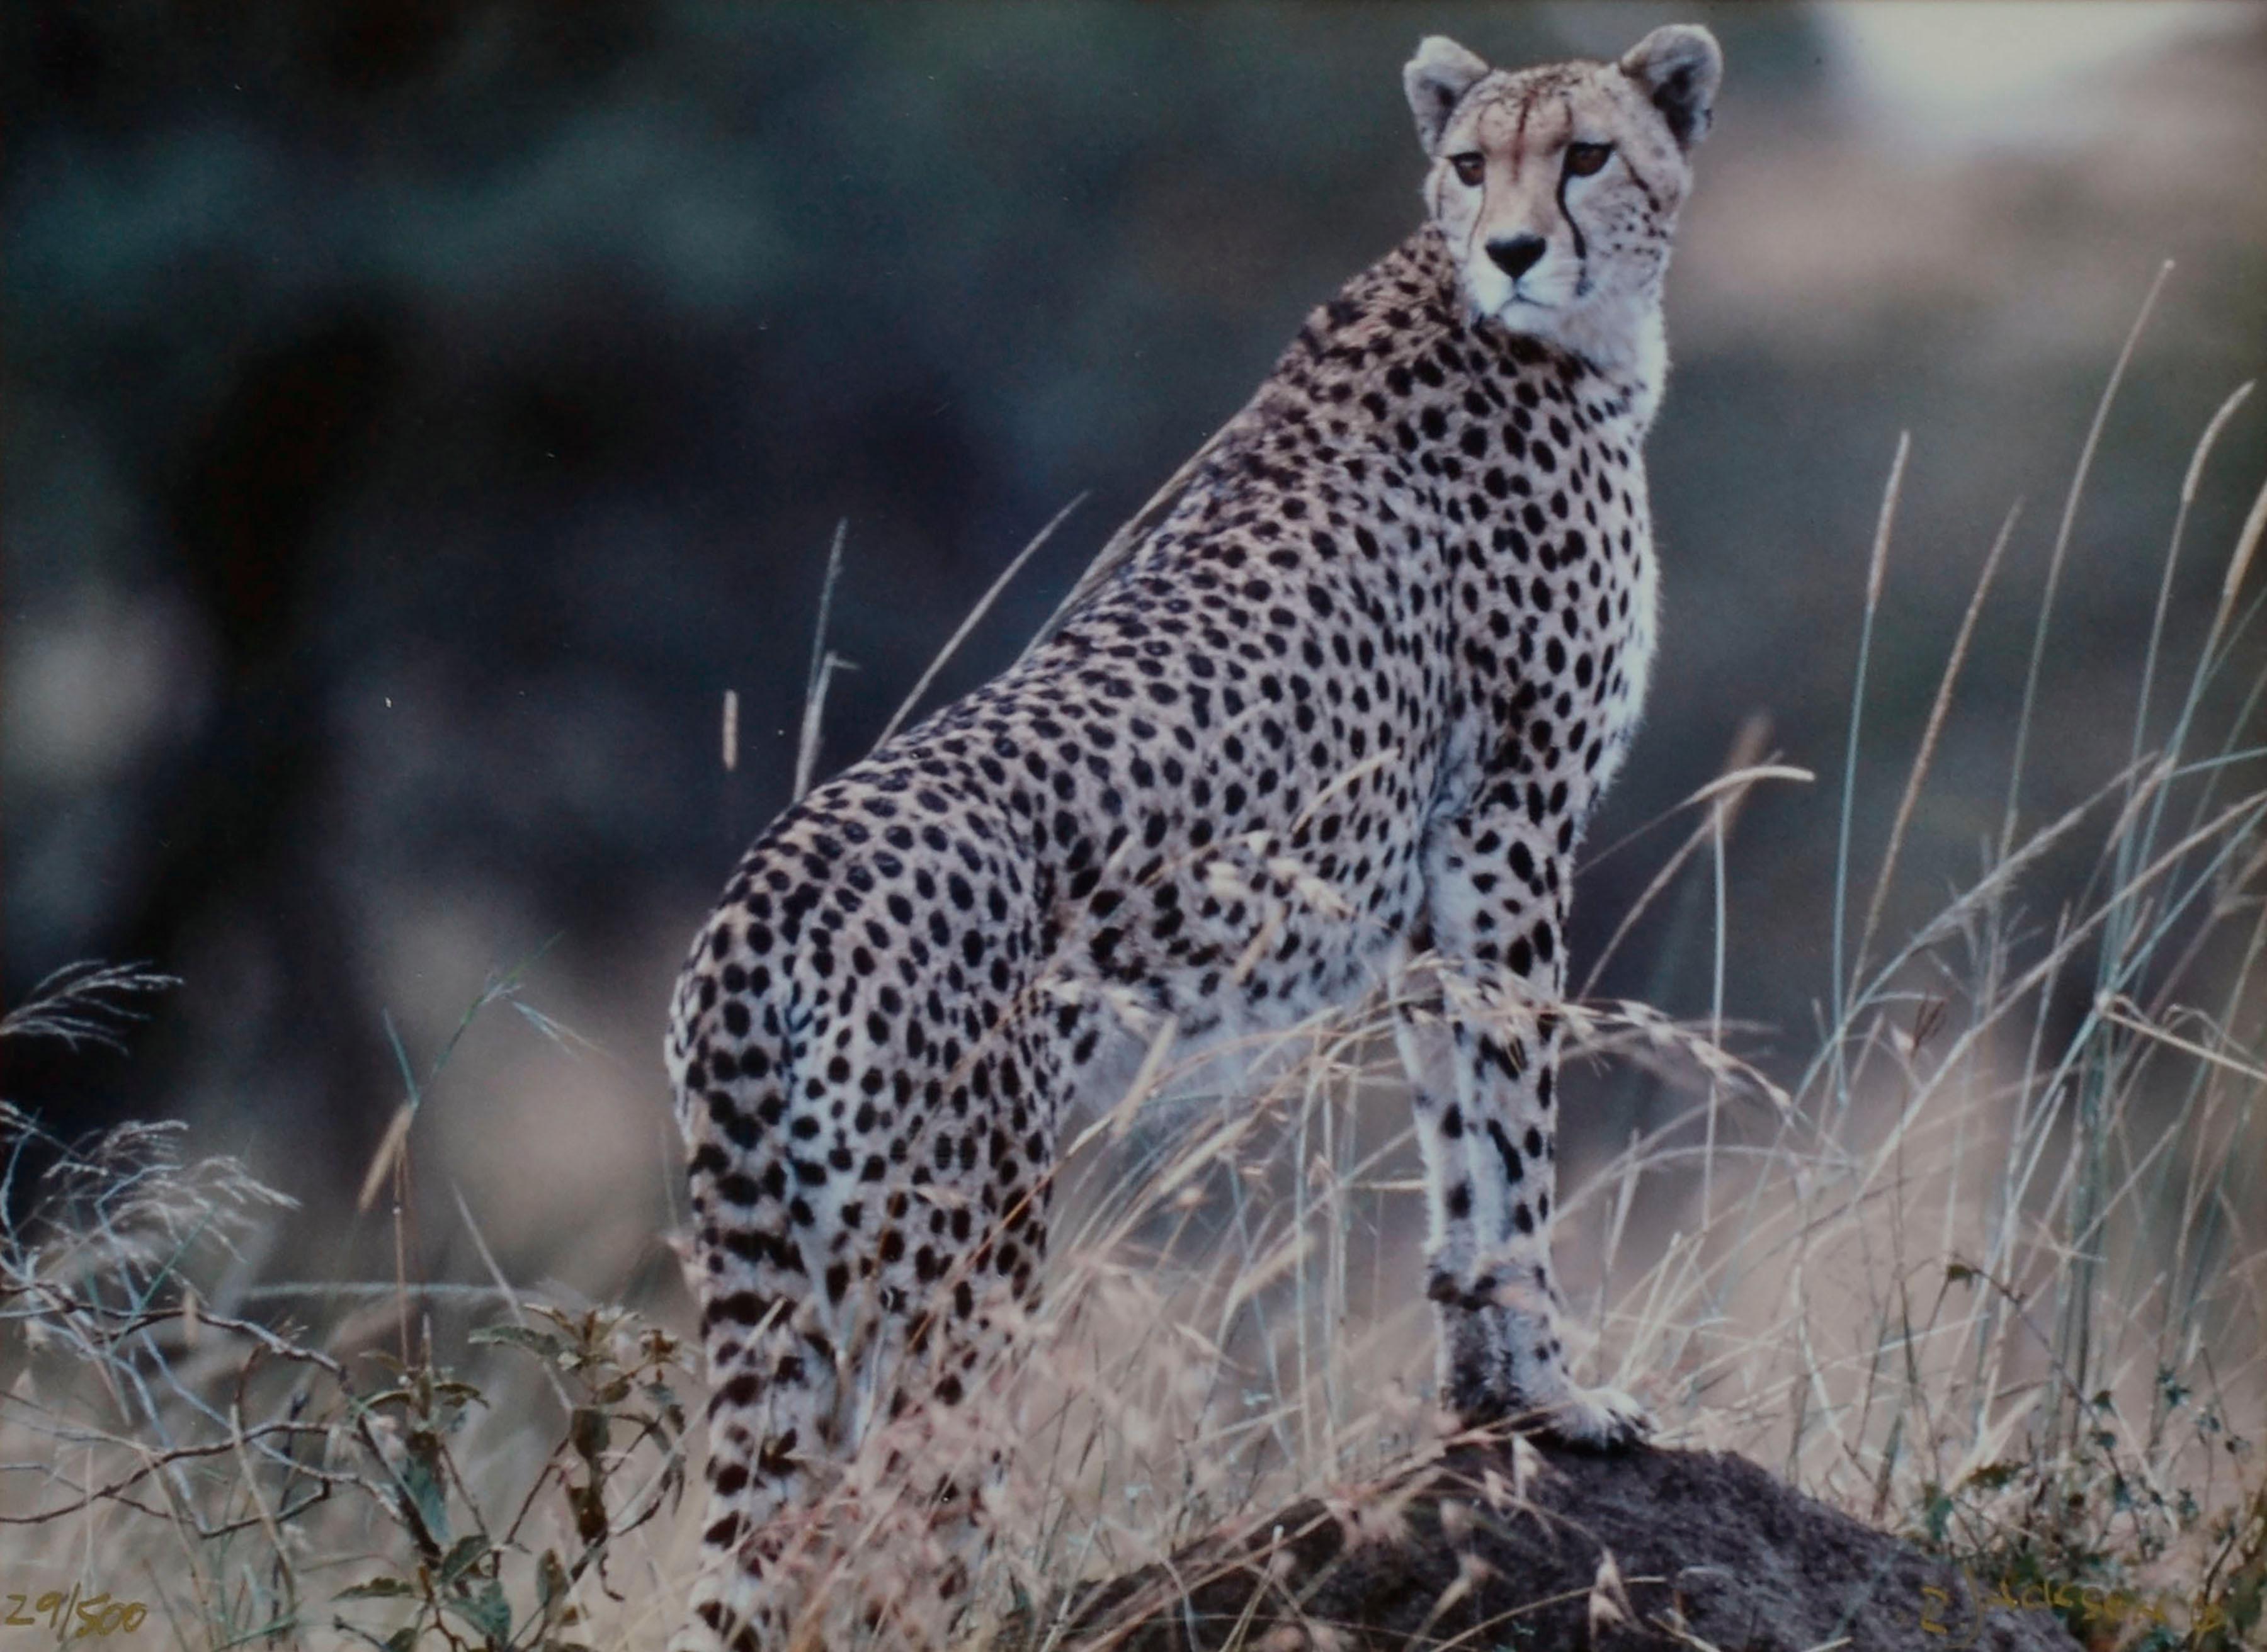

left=1419, top=378, right=1657, bottom=818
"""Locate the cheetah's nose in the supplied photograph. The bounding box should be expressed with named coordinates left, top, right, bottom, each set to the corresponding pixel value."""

left=1486, top=235, right=1547, bottom=281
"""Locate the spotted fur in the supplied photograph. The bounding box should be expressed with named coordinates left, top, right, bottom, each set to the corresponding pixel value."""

left=668, top=26, right=1721, bottom=1648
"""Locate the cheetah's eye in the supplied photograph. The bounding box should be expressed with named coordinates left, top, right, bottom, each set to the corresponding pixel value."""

left=1564, top=142, right=1613, bottom=179
left=1450, top=152, right=1486, bottom=188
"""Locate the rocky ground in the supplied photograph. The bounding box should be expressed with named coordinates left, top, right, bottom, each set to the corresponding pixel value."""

left=1026, top=1439, right=2083, bottom=1651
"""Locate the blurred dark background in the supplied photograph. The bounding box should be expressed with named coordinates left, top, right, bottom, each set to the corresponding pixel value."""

left=6, top=3, right=2264, bottom=1286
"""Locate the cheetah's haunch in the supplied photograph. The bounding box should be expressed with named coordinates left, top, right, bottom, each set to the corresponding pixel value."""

left=668, top=25, right=1721, bottom=1648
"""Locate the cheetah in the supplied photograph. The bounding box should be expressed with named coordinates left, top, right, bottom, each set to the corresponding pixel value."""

left=668, top=24, right=1722, bottom=1647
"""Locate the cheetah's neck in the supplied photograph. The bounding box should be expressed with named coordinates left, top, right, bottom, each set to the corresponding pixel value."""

left=1395, top=227, right=1669, bottom=431
left=1535, top=297, right=1667, bottom=430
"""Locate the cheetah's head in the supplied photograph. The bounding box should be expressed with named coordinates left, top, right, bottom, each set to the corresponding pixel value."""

left=1404, top=26, right=1720, bottom=379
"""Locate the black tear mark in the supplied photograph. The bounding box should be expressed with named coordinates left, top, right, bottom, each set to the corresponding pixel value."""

left=1554, top=96, right=1589, bottom=292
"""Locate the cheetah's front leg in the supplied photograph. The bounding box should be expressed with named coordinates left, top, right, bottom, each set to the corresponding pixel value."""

left=1394, top=795, right=1651, bottom=1449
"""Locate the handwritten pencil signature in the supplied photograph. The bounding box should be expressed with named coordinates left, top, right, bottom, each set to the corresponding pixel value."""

left=1918, top=1570, right=2224, bottom=1644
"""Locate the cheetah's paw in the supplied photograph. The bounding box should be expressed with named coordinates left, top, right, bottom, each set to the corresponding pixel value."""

left=1532, top=1381, right=1653, bottom=1452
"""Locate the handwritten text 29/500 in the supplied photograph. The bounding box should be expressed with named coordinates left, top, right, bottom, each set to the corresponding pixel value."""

left=6, top=1590, right=149, bottom=1638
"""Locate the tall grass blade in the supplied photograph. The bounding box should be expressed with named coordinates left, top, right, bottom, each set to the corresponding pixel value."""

left=873, top=495, right=1087, bottom=751
left=1831, top=431, right=1908, bottom=1119
left=1999, top=259, right=2173, bottom=861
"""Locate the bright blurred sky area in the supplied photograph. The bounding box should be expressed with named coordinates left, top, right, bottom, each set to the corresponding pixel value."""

left=1824, top=1, right=2253, bottom=149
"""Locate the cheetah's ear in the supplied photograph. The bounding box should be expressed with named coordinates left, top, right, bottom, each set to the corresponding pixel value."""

left=1620, top=24, right=1722, bottom=150
left=1404, top=36, right=1491, bottom=154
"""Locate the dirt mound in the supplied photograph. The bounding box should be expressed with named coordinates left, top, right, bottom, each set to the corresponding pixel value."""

left=1034, top=1439, right=2081, bottom=1651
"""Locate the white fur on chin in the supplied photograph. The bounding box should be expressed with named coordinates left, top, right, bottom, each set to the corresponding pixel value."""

left=1467, top=283, right=1669, bottom=431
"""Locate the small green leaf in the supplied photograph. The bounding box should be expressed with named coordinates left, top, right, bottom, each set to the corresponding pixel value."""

left=536, top=1549, right=575, bottom=1619
left=450, top=1577, right=513, bottom=1646
left=337, top=1578, right=418, bottom=1601
left=569, top=1405, right=610, bottom=1462
left=472, top=1323, right=569, bottom=1358
left=1962, top=1461, right=2022, bottom=1492
left=399, top=1447, right=453, bottom=1548
left=436, top=1534, right=489, bottom=1585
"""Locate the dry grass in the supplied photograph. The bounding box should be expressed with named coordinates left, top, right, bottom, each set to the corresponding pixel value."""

left=4, top=331, right=2263, bottom=1649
